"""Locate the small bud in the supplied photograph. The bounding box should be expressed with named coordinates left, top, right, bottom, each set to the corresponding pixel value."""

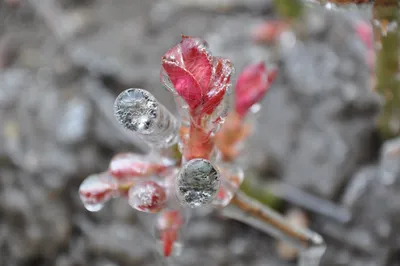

left=79, top=173, right=118, bottom=212
left=128, top=181, right=167, bottom=213
left=235, top=62, right=277, bottom=118
left=109, top=153, right=171, bottom=180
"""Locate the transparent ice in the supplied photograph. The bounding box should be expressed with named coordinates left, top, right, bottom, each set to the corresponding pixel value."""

left=114, top=88, right=179, bottom=148
left=176, top=159, right=220, bottom=208
left=128, top=181, right=166, bottom=213
left=79, top=173, right=118, bottom=212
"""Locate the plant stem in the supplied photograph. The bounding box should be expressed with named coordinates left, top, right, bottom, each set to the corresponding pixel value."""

left=373, top=0, right=400, bottom=138
left=221, top=190, right=326, bottom=265
left=273, top=0, right=304, bottom=20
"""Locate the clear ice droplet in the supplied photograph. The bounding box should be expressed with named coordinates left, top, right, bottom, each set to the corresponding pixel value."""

left=114, top=88, right=179, bottom=148
left=176, top=159, right=220, bottom=208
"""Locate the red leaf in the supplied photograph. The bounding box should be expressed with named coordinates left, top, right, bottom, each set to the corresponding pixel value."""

left=235, top=62, right=277, bottom=117
left=180, top=36, right=212, bottom=95
left=161, top=63, right=203, bottom=110
left=202, top=57, right=233, bottom=115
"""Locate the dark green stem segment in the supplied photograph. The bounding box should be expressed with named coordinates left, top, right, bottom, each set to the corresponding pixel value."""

left=273, top=0, right=304, bottom=20
left=374, top=0, right=400, bottom=138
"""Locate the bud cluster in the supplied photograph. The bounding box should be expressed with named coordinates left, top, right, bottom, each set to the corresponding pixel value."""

left=79, top=35, right=277, bottom=257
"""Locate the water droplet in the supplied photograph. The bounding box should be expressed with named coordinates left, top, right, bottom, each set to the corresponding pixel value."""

left=176, top=159, right=220, bottom=208
left=128, top=181, right=167, bottom=213
left=79, top=173, right=118, bottom=212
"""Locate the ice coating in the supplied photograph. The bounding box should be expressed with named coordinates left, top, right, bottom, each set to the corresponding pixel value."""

left=176, top=159, right=220, bottom=207
left=114, top=88, right=179, bottom=148
left=79, top=173, right=118, bottom=212
left=128, top=181, right=167, bottom=213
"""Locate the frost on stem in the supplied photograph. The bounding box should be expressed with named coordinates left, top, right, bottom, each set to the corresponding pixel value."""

left=114, top=88, right=179, bottom=148
left=176, top=158, right=220, bottom=208
left=79, top=173, right=119, bottom=212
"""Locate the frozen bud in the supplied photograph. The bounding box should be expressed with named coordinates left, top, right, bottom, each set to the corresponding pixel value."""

left=235, top=62, right=277, bottom=118
left=79, top=173, right=118, bottom=212
left=128, top=181, right=167, bottom=213
left=114, top=88, right=178, bottom=148
left=176, top=159, right=220, bottom=208
left=161, top=35, right=233, bottom=115
left=109, top=153, right=173, bottom=180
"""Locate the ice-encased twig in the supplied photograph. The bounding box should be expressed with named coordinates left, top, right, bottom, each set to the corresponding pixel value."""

left=221, top=190, right=326, bottom=266
left=114, top=88, right=179, bottom=149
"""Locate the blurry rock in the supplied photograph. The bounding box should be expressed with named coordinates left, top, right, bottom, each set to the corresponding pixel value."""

left=82, top=223, right=153, bottom=264
left=379, top=137, right=400, bottom=186
left=56, top=97, right=92, bottom=145
left=260, top=9, right=379, bottom=199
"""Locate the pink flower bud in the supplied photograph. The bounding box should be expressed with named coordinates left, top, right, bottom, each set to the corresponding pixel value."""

left=128, top=181, right=167, bottom=213
left=79, top=173, right=118, bottom=212
left=235, top=62, right=277, bottom=117
left=161, top=35, right=233, bottom=115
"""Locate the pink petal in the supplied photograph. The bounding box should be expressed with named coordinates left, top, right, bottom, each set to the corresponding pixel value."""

left=235, top=62, right=277, bottom=117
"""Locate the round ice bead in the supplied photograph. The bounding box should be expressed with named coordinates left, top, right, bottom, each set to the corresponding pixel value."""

left=128, top=181, right=167, bottom=213
left=176, top=159, right=220, bottom=208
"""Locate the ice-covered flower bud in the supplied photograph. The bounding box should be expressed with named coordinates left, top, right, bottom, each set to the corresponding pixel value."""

left=161, top=35, right=233, bottom=116
left=128, top=181, right=167, bottom=213
left=235, top=62, right=277, bottom=118
left=109, top=153, right=173, bottom=180
left=79, top=173, right=118, bottom=212
left=176, top=159, right=220, bottom=208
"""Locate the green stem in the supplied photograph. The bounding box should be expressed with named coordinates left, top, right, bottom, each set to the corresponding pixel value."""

left=273, top=0, right=304, bottom=20
left=374, top=1, right=400, bottom=138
